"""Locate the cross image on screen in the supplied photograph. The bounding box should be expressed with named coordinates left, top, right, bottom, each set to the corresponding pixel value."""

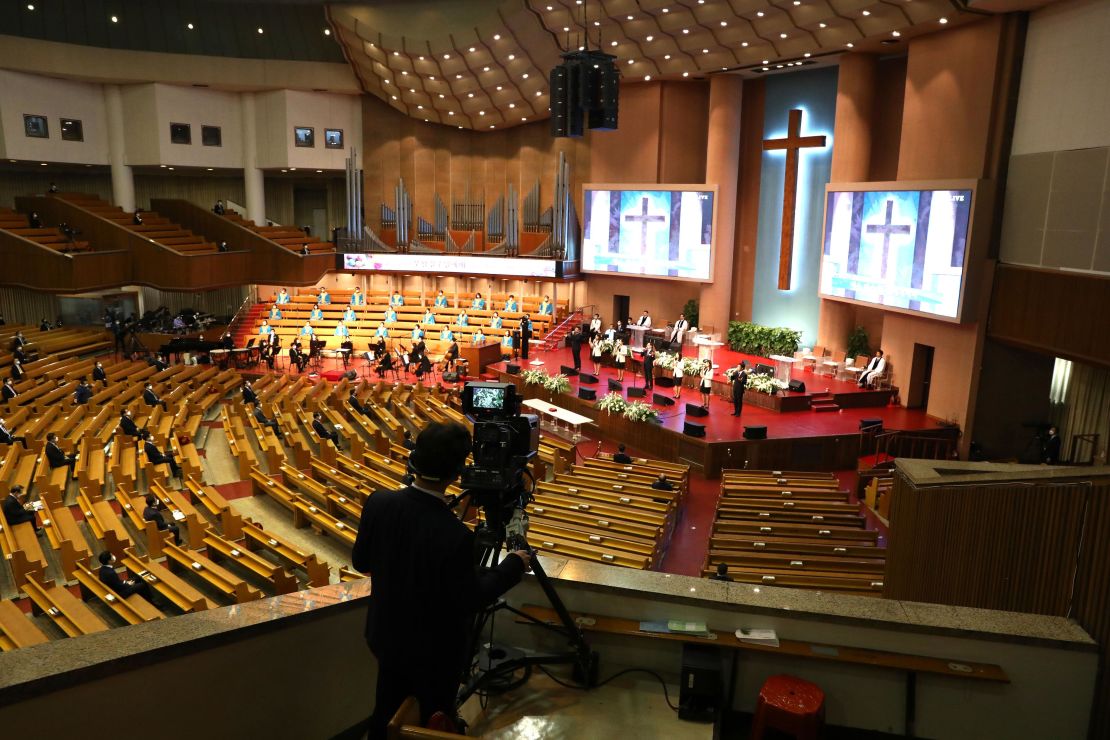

left=819, top=189, right=973, bottom=319
left=582, top=188, right=714, bottom=281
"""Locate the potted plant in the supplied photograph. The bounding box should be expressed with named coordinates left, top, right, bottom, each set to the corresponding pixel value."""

left=596, top=392, right=628, bottom=416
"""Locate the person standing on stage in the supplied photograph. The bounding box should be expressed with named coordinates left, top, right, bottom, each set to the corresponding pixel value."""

left=588, top=313, right=602, bottom=338
left=569, top=326, right=584, bottom=371
left=699, top=359, right=713, bottom=409
left=590, top=334, right=602, bottom=376
left=519, top=316, right=533, bottom=361
left=643, top=344, right=655, bottom=391
left=614, top=339, right=628, bottom=382
left=672, top=357, right=684, bottom=400
left=731, top=361, right=748, bottom=417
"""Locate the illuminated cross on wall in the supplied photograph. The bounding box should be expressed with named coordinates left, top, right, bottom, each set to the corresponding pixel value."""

left=866, top=199, right=911, bottom=279
left=623, top=196, right=666, bottom=257
left=763, top=109, right=827, bottom=290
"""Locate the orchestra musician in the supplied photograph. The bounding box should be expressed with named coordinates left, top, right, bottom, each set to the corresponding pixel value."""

left=340, top=338, right=354, bottom=367
left=263, top=331, right=281, bottom=369
left=375, top=350, right=395, bottom=378
left=373, top=336, right=387, bottom=360
left=443, top=339, right=460, bottom=371
left=289, top=338, right=308, bottom=373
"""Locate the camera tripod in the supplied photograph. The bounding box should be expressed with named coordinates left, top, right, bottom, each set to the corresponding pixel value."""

left=451, top=489, right=598, bottom=709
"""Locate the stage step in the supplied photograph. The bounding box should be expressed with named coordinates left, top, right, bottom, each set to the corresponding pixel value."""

left=811, top=400, right=840, bottom=413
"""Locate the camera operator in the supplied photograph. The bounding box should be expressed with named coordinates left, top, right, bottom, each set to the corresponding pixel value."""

left=352, top=421, right=532, bottom=738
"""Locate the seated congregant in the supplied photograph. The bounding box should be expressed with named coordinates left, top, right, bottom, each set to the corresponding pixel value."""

left=490, top=312, right=503, bottom=330
left=500, top=330, right=514, bottom=354
left=97, top=551, right=154, bottom=602
left=410, top=325, right=424, bottom=341
left=384, top=307, right=398, bottom=323
left=269, top=305, right=282, bottom=320
left=455, top=310, right=469, bottom=327
left=472, top=328, right=486, bottom=345
left=375, top=322, right=389, bottom=338
left=258, top=320, right=272, bottom=335
left=334, top=320, right=350, bottom=338
left=344, top=306, right=358, bottom=322
left=440, top=327, right=455, bottom=343
left=300, top=322, right=315, bottom=337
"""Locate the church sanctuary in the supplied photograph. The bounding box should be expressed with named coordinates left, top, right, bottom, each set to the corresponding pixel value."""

left=3, top=0, right=1110, bottom=737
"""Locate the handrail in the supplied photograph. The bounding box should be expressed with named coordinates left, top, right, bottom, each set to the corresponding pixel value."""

left=226, top=294, right=255, bottom=336
left=542, top=308, right=584, bottom=351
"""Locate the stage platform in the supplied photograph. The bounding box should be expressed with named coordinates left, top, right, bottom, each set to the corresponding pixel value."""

left=491, top=343, right=952, bottom=476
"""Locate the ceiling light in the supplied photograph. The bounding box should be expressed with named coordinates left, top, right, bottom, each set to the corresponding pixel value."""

left=483, top=66, right=490, bottom=71
left=468, top=92, right=474, bottom=98
left=187, top=23, right=194, bottom=30
left=756, top=11, right=764, bottom=17
left=819, top=22, right=827, bottom=28
left=419, top=55, right=424, bottom=60
left=324, top=28, right=330, bottom=36
left=316, top=169, right=323, bottom=173
left=508, top=54, right=515, bottom=60
left=455, top=74, right=462, bottom=79
left=892, top=30, right=901, bottom=37
left=401, top=70, right=407, bottom=75
left=776, top=64, right=783, bottom=69
left=493, top=34, right=501, bottom=41
left=862, top=10, right=870, bottom=16
left=683, top=28, right=689, bottom=34
left=662, top=7, right=669, bottom=12
left=939, top=17, right=949, bottom=24
left=439, top=93, right=445, bottom=98
left=682, top=71, right=689, bottom=77
left=702, top=48, right=709, bottom=53
left=281, top=169, right=287, bottom=173
left=26, top=3, right=34, bottom=9
left=496, top=85, right=503, bottom=90
left=522, top=73, right=529, bottom=79
left=394, top=51, right=399, bottom=56
left=168, top=167, right=174, bottom=171
left=547, top=5, right=553, bottom=10
left=490, top=125, right=495, bottom=129
left=392, top=95, right=398, bottom=100
left=290, top=168, right=296, bottom=171
left=480, top=110, right=485, bottom=115
left=160, top=164, right=166, bottom=168
left=762, top=59, right=769, bottom=64
left=664, top=54, right=671, bottom=59
left=410, top=88, right=415, bottom=92
left=644, top=75, right=652, bottom=81
left=627, top=59, right=634, bottom=64
left=593, top=21, right=600, bottom=27
left=611, top=40, right=618, bottom=47
left=762, top=66, right=769, bottom=71
left=521, top=117, right=527, bottom=121
left=417, top=105, right=423, bottom=109
left=429, top=75, right=435, bottom=80
left=794, top=0, right=801, bottom=4
left=804, top=52, right=811, bottom=57
left=646, top=35, right=654, bottom=41
left=111, top=15, right=119, bottom=23
left=742, top=41, right=749, bottom=47
left=627, top=14, right=634, bottom=20
left=720, top=21, right=727, bottom=27
left=509, top=103, right=516, bottom=108
left=443, top=53, right=450, bottom=59
left=257, top=27, right=264, bottom=34
left=468, top=47, right=476, bottom=52
left=535, top=90, right=542, bottom=96
left=846, top=42, right=854, bottom=48
left=563, top=26, right=570, bottom=32
left=780, top=33, right=788, bottom=38
left=448, top=111, right=454, bottom=115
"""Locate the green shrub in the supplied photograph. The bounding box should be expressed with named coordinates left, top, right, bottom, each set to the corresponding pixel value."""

left=846, top=326, right=871, bottom=360
left=726, top=321, right=802, bottom=358
left=682, top=298, right=700, bottom=328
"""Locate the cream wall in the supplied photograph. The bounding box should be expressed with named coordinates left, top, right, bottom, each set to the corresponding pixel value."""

left=151, top=84, right=244, bottom=168
left=1010, top=0, right=1110, bottom=156
left=0, top=69, right=109, bottom=164
left=282, top=90, right=361, bottom=171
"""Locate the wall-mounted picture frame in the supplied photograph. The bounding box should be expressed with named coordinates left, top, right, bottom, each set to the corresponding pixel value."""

left=24, top=114, right=48, bottom=138
left=294, top=126, right=315, bottom=147
left=60, top=118, right=84, bottom=142
left=324, top=128, right=344, bottom=149
left=170, top=122, right=192, bottom=145
left=202, top=125, right=222, bottom=147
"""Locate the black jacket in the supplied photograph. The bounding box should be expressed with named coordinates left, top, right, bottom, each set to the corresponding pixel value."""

left=0, top=424, right=16, bottom=445
left=92, top=366, right=107, bottom=382
left=143, top=388, right=160, bottom=406
left=143, top=504, right=170, bottom=530
left=119, top=415, right=140, bottom=437
left=732, top=371, right=748, bottom=401
left=2, top=384, right=16, bottom=401
left=352, top=487, right=525, bottom=670
left=98, top=564, right=141, bottom=598
left=313, top=419, right=336, bottom=440
left=2, top=495, right=35, bottom=526
left=242, top=387, right=258, bottom=405
left=74, top=385, right=93, bottom=404
left=144, top=441, right=173, bottom=466
left=45, top=442, right=74, bottom=469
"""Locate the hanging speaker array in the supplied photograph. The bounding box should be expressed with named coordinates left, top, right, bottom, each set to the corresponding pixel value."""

left=550, top=50, right=619, bottom=138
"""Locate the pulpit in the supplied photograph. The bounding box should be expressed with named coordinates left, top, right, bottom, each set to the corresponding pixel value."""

left=693, top=335, right=724, bottom=366
left=628, top=325, right=648, bottom=351
left=769, top=354, right=798, bottom=384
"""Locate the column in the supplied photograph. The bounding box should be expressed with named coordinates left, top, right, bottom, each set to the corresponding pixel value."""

left=698, top=76, right=743, bottom=335
left=103, top=84, right=135, bottom=212
left=241, top=92, right=266, bottom=226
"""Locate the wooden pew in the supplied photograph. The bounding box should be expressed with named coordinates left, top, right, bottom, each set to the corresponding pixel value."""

left=77, top=489, right=134, bottom=558
left=21, top=575, right=110, bottom=637
left=239, top=519, right=331, bottom=588
left=0, top=599, right=49, bottom=651
left=39, top=490, right=91, bottom=578
left=161, top=543, right=264, bottom=604
left=73, top=562, right=164, bottom=624
left=202, top=530, right=299, bottom=595
left=120, top=549, right=216, bottom=613
left=0, top=502, right=47, bottom=588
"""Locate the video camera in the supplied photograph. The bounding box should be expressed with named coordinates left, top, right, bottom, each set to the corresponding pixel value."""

left=459, top=381, right=539, bottom=497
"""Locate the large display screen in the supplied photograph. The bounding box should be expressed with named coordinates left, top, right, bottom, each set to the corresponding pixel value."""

left=343, top=253, right=558, bottom=278
left=820, top=188, right=973, bottom=319
left=582, top=187, right=714, bottom=281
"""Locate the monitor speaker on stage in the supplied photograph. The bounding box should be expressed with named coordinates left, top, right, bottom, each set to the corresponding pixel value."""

left=655, top=377, right=674, bottom=388
left=743, top=425, right=768, bottom=440
left=578, top=387, right=597, bottom=401
left=607, top=378, right=622, bottom=392
left=627, top=387, right=646, bottom=398
left=788, top=379, right=805, bottom=393
left=343, top=370, right=358, bottom=381
left=653, top=393, right=674, bottom=407
left=506, top=363, right=521, bottom=375
left=686, top=403, right=709, bottom=418
left=860, top=418, right=882, bottom=431
left=561, top=365, right=579, bottom=377
left=442, top=372, right=458, bottom=383
left=683, top=421, right=706, bottom=438
left=754, top=364, right=774, bottom=376
left=579, top=372, right=598, bottom=384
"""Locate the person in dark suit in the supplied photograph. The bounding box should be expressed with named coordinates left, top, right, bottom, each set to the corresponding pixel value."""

left=11, top=331, right=26, bottom=352
left=289, top=340, right=308, bottom=373
left=710, top=563, right=733, bottom=582
left=221, top=332, right=234, bottom=351
left=143, top=383, right=167, bottom=412
left=352, top=422, right=530, bottom=738
left=349, top=390, right=370, bottom=417
left=11, top=358, right=25, bottom=382
left=142, top=431, right=181, bottom=479
left=568, top=326, right=584, bottom=371
left=613, top=444, right=633, bottom=464
left=250, top=402, right=284, bottom=440
left=401, top=430, right=416, bottom=451
left=44, top=433, right=77, bottom=471
left=519, top=316, right=533, bottom=361
left=2, top=378, right=17, bottom=402
left=1043, top=426, right=1062, bottom=465
left=2, top=486, right=39, bottom=532
left=119, top=409, right=141, bottom=438
left=241, top=381, right=258, bottom=406
left=375, top=352, right=395, bottom=378
left=0, top=417, right=27, bottom=448
left=651, top=474, right=674, bottom=491
left=312, top=411, right=341, bottom=448
left=92, top=361, right=108, bottom=385
left=73, top=379, right=93, bottom=405
left=643, top=344, right=655, bottom=391
left=151, top=353, right=169, bottom=372
left=97, top=551, right=155, bottom=601
left=143, top=494, right=182, bottom=545
left=731, top=361, right=748, bottom=417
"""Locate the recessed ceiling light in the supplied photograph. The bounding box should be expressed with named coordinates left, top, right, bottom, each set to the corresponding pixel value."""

left=455, top=74, right=463, bottom=79
left=644, top=75, right=652, bottom=81
left=819, top=22, right=827, bottom=28
left=756, top=11, right=764, bottom=17
left=563, top=26, right=570, bottom=32
left=547, top=5, right=553, bottom=10
left=40, top=162, right=48, bottom=166
left=682, top=28, right=689, bottom=34
left=417, top=105, right=423, bottom=109
left=439, top=93, right=445, bottom=98
left=324, top=28, right=331, bottom=36
left=646, top=35, right=653, bottom=41
left=780, top=33, right=788, bottom=38
left=111, top=15, right=119, bottom=23
left=429, top=75, right=434, bottom=80
left=483, top=66, right=490, bottom=71
left=281, top=169, right=287, bottom=173
left=627, top=14, right=634, bottom=20
left=468, top=47, right=476, bottom=52
left=509, top=103, right=516, bottom=108
left=682, top=71, right=689, bottom=77
left=290, top=167, right=296, bottom=171
left=187, top=23, right=194, bottom=30
left=521, top=117, right=527, bottom=121
left=720, top=21, right=728, bottom=27
left=168, top=167, right=174, bottom=171
left=401, top=70, right=407, bottom=75
left=522, top=73, right=529, bottom=79
left=493, top=34, right=501, bottom=40
left=627, top=59, right=634, bottom=64
left=256, top=26, right=263, bottom=34
left=776, top=64, right=783, bottom=69
left=391, top=95, right=398, bottom=100
left=892, top=30, right=901, bottom=37
left=662, top=7, right=669, bottom=12
left=419, top=55, right=424, bottom=60
left=26, top=3, right=34, bottom=9
left=846, top=42, right=854, bottom=48
left=702, top=48, right=709, bottom=53
left=762, top=59, right=769, bottom=64
left=480, top=110, right=486, bottom=115
left=490, top=125, right=495, bottom=129
left=742, top=41, right=749, bottom=47
left=535, top=90, right=542, bottom=96
left=939, top=17, right=949, bottom=24
left=410, top=88, right=415, bottom=92
left=862, top=10, right=870, bottom=16
left=804, top=52, right=811, bottom=57
left=468, top=93, right=474, bottom=98
left=394, top=51, right=399, bottom=56
left=448, top=111, right=455, bottom=115
left=508, top=54, right=515, bottom=60
left=443, top=53, right=450, bottom=59
left=762, top=66, right=769, bottom=71
left=160, top=164, right=167, bottom=168
left=593, top=20, right=600, bottom=27
left=316, top=169, right=323, bottom=173
left=496, top=85, right=503, bottom=90
left=611, top=40, right=618, bottom=47
left=794, top=0, right=801, bottom=4
left=664, top=54, right=671, bottom=59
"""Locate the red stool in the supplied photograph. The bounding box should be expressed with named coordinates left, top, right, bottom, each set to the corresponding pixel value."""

left=751, top=674, right=825, bottom=740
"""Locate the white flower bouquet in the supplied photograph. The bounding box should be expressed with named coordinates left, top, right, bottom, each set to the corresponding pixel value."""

left=542, top=373, right=571, bottom=395
left=596, top=392, right=628, bottom=414
left=521, top=368, right=548, bottom=386
left=623, top=401, right=659, bottom=423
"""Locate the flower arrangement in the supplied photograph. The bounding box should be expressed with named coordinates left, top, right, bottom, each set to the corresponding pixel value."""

left=746, top=373, right=788, bottom=395
left=596, top=392, right=628, bottom=414
left=541, top=373, right=571, bottom=395
left=623, top=401, right=659, bottom=423
left=598, top=338, right=616, bottom=355
left=521, top=368, right=547, bottom=386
